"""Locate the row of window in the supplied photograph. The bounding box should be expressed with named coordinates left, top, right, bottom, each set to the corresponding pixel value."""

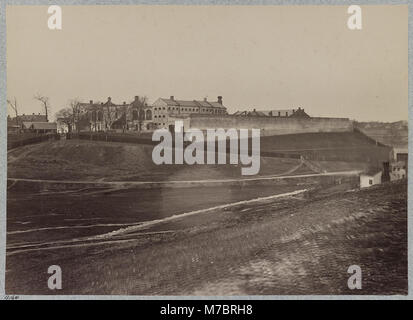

left=87, top=109, right=153, bottom=121
left=153, top=106, right=225, bottom=113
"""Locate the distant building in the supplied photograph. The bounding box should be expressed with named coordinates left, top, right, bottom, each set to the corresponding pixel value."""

left=11, top=113, right=48, bottom=123
left=392, top=147, right=408, bottom=163
left=390, top=161, right=407, bottom=181
left=233, top=107, right=310, bottom=118
left=360, top=170, right=382, bottom=188
left=77, top=96, right=153, bottom=132
left=22, top=121, right=57, bottom=134
left=233, top=109, right=267, bottom=117
left=56, top=118, right=71, bottom=133
left=263, top=107, right=310, bottom=118
left=152, top=96, right=227, bottom=129
left=8, top=113, right=48, bottom=133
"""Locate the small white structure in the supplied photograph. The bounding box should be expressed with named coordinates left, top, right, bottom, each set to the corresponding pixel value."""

left=56, top=119, right=69, bottom=134
left=360, top=170, right=382, bottom=188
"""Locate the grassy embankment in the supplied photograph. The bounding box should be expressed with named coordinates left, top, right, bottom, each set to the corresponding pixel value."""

left=8, top=130, right=382, bottom=182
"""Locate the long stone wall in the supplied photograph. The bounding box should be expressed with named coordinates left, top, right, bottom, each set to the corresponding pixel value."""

left=188, top=115, right=354, bottom=136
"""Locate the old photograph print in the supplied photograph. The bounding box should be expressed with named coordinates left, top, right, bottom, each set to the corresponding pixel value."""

left=5, top=5, right=408, bottom=295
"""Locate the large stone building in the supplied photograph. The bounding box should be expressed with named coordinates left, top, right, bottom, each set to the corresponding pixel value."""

left=77, top=96, right=153, bottom=132
left=74, top=95, right=354, bottom=137
left=152, top=96, right=227, bottom=130
left=76, top=95, right=227, bottom=132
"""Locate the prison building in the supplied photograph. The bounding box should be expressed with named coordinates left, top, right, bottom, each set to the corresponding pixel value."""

left=151, top=96, right=227, bottom=129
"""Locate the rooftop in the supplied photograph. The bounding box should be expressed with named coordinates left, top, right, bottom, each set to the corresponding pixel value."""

left=158, top=96, right=226, bottom=109
left=22, top=121, right=57, bottom=130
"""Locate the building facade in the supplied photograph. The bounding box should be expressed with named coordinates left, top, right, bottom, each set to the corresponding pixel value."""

left=77, top=96, right=154, bottom=132
left=76, top=95, right=228, bottom=132
left=390, top=161, right=407, bottom=181
left=152, top=96, right=227, bottom=130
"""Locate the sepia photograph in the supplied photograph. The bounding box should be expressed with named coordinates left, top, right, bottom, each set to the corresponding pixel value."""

left=3, top=4, right=409, bottom=297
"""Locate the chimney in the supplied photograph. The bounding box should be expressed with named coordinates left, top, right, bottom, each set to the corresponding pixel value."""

left=108, top=97, right=111, bottom=102
left=170, top=96, right=174, bottom=101
left=135, top=96, right=139, bottom=101
left=217, top=96, right=223, bottom=105
left=204, top=97, right=207, bottom=102
left=90, top=100, right=93, bottom=104
left=382, top=162, right=390, bottom=182
left=32, top=113, right=35, bottom=115
left=123, top=102, right=126, bottom=105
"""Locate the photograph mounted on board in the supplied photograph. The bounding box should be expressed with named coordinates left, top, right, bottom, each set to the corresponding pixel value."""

left=5, top=5, right=408, bottom=295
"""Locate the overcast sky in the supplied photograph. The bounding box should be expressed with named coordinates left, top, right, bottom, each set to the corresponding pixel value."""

left=6, top=5, right=408, bottom=122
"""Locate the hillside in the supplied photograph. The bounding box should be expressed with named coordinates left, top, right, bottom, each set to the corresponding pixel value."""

left=8, top=130, right=388, bottom=182
left=7, top=139, right=313, bottom=182
left=355, top=121, right=408, bottom=148
left=260, top=131, right=392, bottom=163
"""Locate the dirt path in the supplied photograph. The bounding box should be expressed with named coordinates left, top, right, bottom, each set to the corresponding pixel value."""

left=6, top=189, right=308, bottom=255
left=7, top=170, right=360, bottom=186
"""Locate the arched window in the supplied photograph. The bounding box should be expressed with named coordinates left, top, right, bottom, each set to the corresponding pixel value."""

left=97, top=111, right=103, bottom=121
left=146, top=109, right=152, bottom=120
left=91, top=111, right=97, bottom=122
left=132, top=109, right=138, bottom=120
left=139, top=109, right=145, bottom=120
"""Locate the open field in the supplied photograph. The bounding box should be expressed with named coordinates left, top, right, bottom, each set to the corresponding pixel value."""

left=6, top=180, right=407, bottom=295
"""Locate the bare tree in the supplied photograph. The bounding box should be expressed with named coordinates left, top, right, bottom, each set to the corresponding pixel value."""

left=104, top=104, right=118, bottom=131
left=55, top=107, right=74, bottom=133
left=34, top=93, right=51, bottom=121
left=7, top=97, right=19, bottom=125
left=68, top=99, right=83, bottom=133
left=55, top=99, right=83, bottom=133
